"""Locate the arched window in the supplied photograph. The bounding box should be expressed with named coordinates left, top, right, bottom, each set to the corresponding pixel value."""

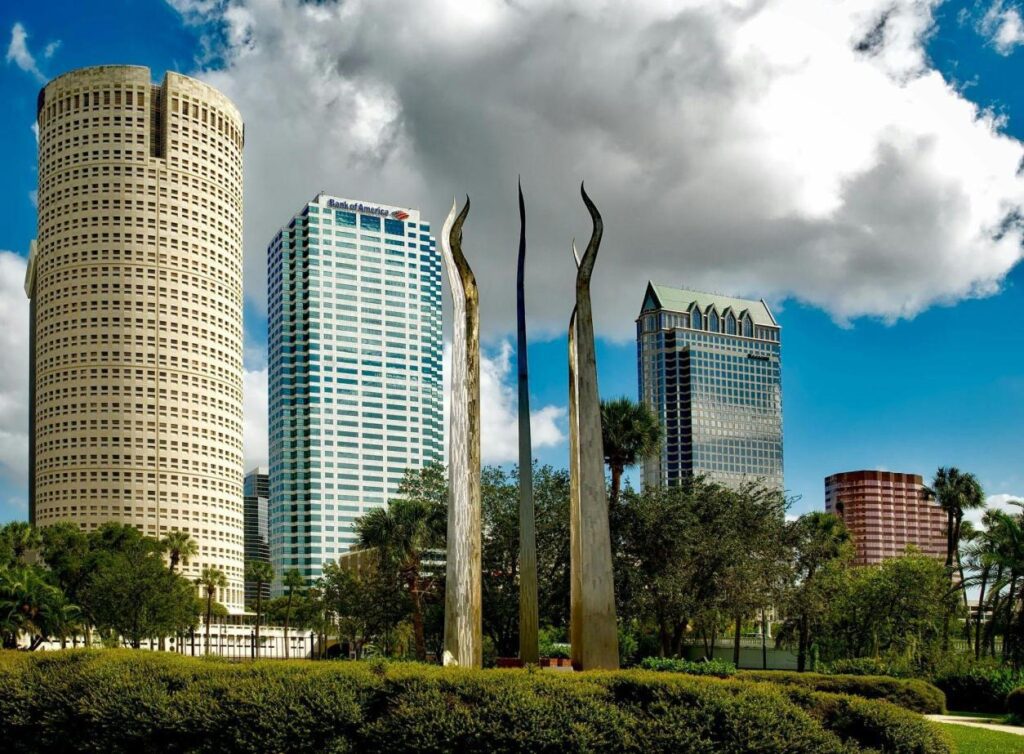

left=690, top=307, right=702, bottom=330
left=708, top=308, right=719, bottom=333
left=742, top=315, right=753, bottom=337
left=725, top=313, right=737, bottom=335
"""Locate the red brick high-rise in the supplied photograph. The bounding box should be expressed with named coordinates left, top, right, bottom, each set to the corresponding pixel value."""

left=824, top=470, right=945, bottom=567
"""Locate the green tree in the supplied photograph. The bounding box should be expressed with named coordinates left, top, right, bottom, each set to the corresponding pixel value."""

left=281, top=568, right=305, bottom=659
left=196, top=567, right=227, bottom=655
left=0, top=522, right=41, bottom=566
left=0, top=564, right=76, bottom=650
left=246, top=560, right=274, bottom=657
left=40, top=523, right=93, bottom=645
left=600, top=398, right=661, bottom=509
left=815, top=550, right=960, bottom=669
left=355, top=493, right=444, bottom=661
left=86, top=527, right=196, bottom=649
left=782, top=511, right=853, bottom=672
left=925, top=467, right=985, bottom=649
left=161, top=530, right=199, bottom=574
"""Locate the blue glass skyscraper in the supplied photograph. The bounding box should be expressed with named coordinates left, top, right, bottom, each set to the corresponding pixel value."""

left=637, top=282, right=783, bottom=490
left=267, top=194, right=444, bottom=586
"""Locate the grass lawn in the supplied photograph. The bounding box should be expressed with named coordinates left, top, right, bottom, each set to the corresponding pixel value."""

left=941, top=723, right=1024, bottom=754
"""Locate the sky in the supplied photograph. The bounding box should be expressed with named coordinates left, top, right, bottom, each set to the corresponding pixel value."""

left=1, top=0, right=1023, bottom=524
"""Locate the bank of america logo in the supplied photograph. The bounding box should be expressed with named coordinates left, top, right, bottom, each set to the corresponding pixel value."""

left=392, top=210, right=410, bottom=220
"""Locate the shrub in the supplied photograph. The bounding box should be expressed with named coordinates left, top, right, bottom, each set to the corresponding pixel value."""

left=1007, top=686, right=1024, bottom=718
left=932, top=664, right=1024, bottom=713
left=639, top=656, right=737, bottom=677
left=826, top=657, right=914, bottom=678
left=0, top=650, right=952, bottom=753
left=736, top=670, right=946, bottom=714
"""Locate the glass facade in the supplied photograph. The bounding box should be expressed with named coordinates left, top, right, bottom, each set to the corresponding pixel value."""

left=243, top=466, right=270, bottom=605
left=637, top=284, right=783, bottom=490
left=267, top=194, right=444, bottom=589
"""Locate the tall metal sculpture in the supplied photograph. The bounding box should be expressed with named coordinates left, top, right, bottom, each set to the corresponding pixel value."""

left=516, top=180, right=539, bottom=664
left=568, top=239, right=583, bottom=665
left=569, top=184, right=619, bottom=670
left=441, top=196, right=483, bottom=668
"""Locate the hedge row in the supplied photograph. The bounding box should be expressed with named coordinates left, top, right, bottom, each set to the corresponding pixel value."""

left=638, top=657, right=736, bottom=677
left=736, top=670, right=946, bottom=715
left=932, top=665, right=1024, bottom=713
left=0, top=651, right=951, bottom=754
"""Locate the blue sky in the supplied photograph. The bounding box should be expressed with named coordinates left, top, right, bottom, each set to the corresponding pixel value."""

left=1, top=0, right=1023, bottom=523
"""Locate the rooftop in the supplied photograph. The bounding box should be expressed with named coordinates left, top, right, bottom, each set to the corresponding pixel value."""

left=640, top=282, right=779, bottom=328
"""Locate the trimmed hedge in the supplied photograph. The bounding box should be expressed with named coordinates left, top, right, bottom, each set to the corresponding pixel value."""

left=736, top=670, right=946, bottom=715
left=638, top=656, right=736, bottom=677
left=932, top=666, right=1024, bottom=713
left=1006, top=686, right=1024, bottom=718
left=0, top=650, right=952, bottom=753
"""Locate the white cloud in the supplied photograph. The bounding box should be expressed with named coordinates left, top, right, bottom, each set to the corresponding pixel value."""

left=444, top=340, right=566, bottom=464
left=966, top=492, right=1024, bottom=528
left=242, top=367, right=268, bottom=469
left=5, top=23, right=45, bottom=83
left=42, top=40, right=61, bottom=60
left=980, top=2, right=1024, bottom=55
left=0, top=253, right=30, bottom=486
left=167, top=0, right=1024, bottom=340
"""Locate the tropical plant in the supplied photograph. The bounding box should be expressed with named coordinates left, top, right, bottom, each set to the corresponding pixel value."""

left=0, top=564, right=75, bottom=650
left=196, top=567, right=227, bottom=654
left=780, top=511, right=853, bottom=672
left=599, top=397, right=661, bottom=509
left=0, top=522, right=41, bottom=566
left=355, top=494, right=445, bottom=661
left=161, top=530, right=199, bottom=574
left=246, top=560, right=274, bottom=657
left=281, top=568, right=305, bottom=659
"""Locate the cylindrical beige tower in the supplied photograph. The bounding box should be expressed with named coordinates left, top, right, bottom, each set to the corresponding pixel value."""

left=26, top=66, right=245, bottom=612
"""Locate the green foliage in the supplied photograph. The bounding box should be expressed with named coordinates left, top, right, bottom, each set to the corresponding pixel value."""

left=615, top=477, right=790, bottom=661
left=83, top=524, right=197, bottom=647
left=0, top=650, right=954, bottom=753
left=812, top=550, right=960, bottom=670
left=639, top=657, right=737, bottom=677
left=1005, top=685, right=1024, bottom=718
left=825, top=657, right=916, bottom=678
left=736, top=670, right=947, bottom=714
left=932, top=664, right=1024, bottom=712
left=0, top=565, right=77, bottom=649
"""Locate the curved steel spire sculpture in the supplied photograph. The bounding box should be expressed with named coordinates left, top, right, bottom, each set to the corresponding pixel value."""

left=517, top=180, right=540, bottom=664
left=441, top=196, right=483, bottom=668
left=569, top=184, right=619, bottom=669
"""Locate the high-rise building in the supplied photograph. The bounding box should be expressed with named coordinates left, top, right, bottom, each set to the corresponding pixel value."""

left=637, top=282, right=783, bottom=490
left=25, top=66, right=246, bottom=611
left=825, top=470, right=945, bottom=566
left=243, top=466, right=271, bottom=605
left=267, top=194, right=443, bottom=586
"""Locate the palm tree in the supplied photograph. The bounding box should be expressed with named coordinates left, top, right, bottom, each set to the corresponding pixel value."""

left=356, top=496, right=445, bottom=661
left=600, top=398, right=661, bottom=508
left=282, top=568, right=305, bottom=659
left=0, top=522, right=41, bottom=565
left=196, top=567, right=227, bottom=655
left=161, top=530, right=199, bottom=574
left=245, top=560, right=274, bottom=658
left=925, top=467, right=985, bottom=648
left=926, top=467, right=985, bottom=570
left=0, top=565, right=74, bottom=650
left=966, top=510, right=1001, bottom=659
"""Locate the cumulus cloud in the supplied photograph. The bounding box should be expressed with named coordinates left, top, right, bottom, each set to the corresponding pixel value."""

left=965, top=492, right=1024, bottom=528
left=444, top=340, right=566, bottom=464
left=242, top=367, right=268, bottom=469
left=0, top=253, right=30, bottom=486
left=5, top=23, right=45, bottom=83
left=164, top=0, right=1024, bottom=340
left=980, top=1, right=1024, bottom=54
